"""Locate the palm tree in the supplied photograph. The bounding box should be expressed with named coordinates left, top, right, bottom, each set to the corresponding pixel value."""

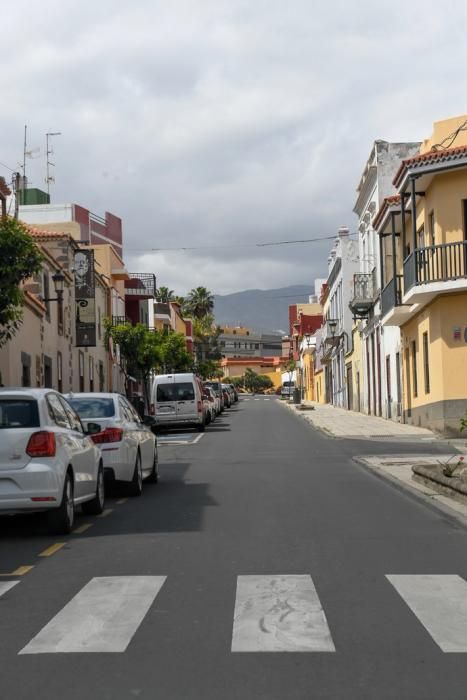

left=156, top=286, right=175, bottom=303
left=184, top=287, right=214, bottom=319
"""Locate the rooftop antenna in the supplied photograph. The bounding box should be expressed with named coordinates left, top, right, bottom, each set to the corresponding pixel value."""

left=46, top=131, right=61, bottom=198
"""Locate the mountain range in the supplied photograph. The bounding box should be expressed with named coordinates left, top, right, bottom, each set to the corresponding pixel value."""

left=213, top=285, right=314, bottom=335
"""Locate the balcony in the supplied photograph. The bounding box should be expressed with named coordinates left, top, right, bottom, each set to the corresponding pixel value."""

left=348, top=271, right=377, bottom=318
left=111, top=315, right=131, bottom=326
left=322, top=319, right=341, bottom=346
left=403, top=241, right=467, bottom=305
left=124, top=273, right=156, bottom=299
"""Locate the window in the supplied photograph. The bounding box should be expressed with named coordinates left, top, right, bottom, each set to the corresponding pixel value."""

left=44, top=355, right=53, bottom=389
left=59, top=397, right=84, bottom=433
left=411, top=340, right=418, bottom=398
left=89, top=357, right=94, bottom=392
left=68, top=397, right=115, bottom=419
left=156, top=383, right=195, bottom=402
left=428, top=211, right=435, bottom=247
left=423, top=332, right=430, bottom=394
left=0, top=400, right=39, bottom=429
left=57, top=352, right=63, bottom=393
left=98, top=361, right=105, bottom=391
left=118, top=397, right=133, bottom=422
left=417, top=226, right=425, bottom=249
left=47, top=393, right=70, bottom=429
left=21, top=352, right=31, bottom=387
left=79, top=352, right=85, bottom=392
left=97, top=307, right=102, bottom=340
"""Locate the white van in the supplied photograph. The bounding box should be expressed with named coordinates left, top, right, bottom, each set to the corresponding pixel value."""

left=150, top=373, right=205, bottom=431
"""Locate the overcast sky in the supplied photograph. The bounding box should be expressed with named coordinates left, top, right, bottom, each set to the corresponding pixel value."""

left=1, top=1, right=467, bottom=295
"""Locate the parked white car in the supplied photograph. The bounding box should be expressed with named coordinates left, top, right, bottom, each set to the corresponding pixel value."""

left=66, top=392, right=158, bottom=496
left=0, top=388, right=104, bottom=534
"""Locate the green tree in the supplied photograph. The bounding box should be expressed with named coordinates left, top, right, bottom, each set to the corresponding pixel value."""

left=160, top=332, right=193, bottom=373
left=192, top=314, right=222, bottom=363
left=156, top=286, right=175, bottom=303
left=0, top=218, right=44, bottom=347
left=105, top=321, right=163, bottom=410
left=183, top=286, right=214, bottom=320
left=197, top=360, right=223, bottom=380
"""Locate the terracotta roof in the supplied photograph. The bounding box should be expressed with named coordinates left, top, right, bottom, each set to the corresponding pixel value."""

left=26, top=225, right=74, bottom=241
left=393, top=144, right=467, bottom=187
left=372, top=195, right=401, bottom=230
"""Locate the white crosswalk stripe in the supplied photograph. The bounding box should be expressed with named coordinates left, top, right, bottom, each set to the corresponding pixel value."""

left=231, top=575, right=335, bottom=652
left=19, top=576, right=166, bottom=654
left=0, top=581, right=19, bottom=598
left=387, top=574, right=467, bottom=652
left=11, top=573, right=467, bottom=655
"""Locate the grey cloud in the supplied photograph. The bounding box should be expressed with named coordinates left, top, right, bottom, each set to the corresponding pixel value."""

left=2, top=1, right=467, bottom=295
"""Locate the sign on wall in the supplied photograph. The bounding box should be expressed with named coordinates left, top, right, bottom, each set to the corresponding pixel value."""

left=74, top=249, right=96, bottom=347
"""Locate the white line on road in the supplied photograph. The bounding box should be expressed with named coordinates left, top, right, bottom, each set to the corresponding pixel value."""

left=231, top=575, right=335, bottom=652
left=19, top=576, right=166, bottom=654
left=387, top=574, right=467, bottom=652
left=192, top=434, right=205, bottom=444
left=0, top=581, right=19, bottom=597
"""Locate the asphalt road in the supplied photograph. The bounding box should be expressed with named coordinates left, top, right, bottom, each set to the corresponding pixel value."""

left=2, top=397, right=467, bottom=699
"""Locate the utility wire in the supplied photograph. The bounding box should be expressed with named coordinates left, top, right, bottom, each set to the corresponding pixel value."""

left=431, top=117, right=467, bottom=151
left=0, top=159, right=16, bottom=173
left=126, top=233, right=344, bottom=252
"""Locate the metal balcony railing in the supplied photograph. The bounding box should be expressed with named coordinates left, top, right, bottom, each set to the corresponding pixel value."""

left=111, top=315, right=131, bottom=326
left=349, top=270, right=377, bottom=318
left=404, top=241, right=467, bottom=294
left=124, top=273, right=156, bottom=298
left=381, top=275, right=403, bottom=317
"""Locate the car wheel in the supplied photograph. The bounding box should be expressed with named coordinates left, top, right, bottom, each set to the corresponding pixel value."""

left=146, top=448, right=159, bottom=484
left=82, top=464, right=105, bottom=515
left=127, top=452, right=143, bottom=496
left=48, top=472, right=74, bottom=535
left=197, top=419, right=205, bottom=433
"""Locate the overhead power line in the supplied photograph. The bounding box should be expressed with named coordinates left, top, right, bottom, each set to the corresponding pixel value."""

left=126, top=233, right=346, bottom=253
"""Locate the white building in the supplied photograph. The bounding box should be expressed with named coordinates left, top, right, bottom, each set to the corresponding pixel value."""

left=350, top=141, right=420, bottom=419
left=321, top=227, right=359, bottom=408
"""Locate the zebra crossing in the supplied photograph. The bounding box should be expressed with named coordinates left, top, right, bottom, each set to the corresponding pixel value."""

left=2, top=574, right=467, bottom=655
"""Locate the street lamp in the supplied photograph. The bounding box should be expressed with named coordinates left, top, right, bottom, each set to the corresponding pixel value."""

left=327, top=318, right=338, bottom=338
left=42, top=271, right=65, bottom=303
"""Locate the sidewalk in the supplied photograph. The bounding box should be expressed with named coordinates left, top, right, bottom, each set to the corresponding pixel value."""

left=284, top=400, right=437, bottom=440
left=284, top=399, right=467, bottom=520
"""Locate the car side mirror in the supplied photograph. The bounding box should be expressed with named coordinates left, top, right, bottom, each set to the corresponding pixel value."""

left=86, top=422, right=101, bottom=435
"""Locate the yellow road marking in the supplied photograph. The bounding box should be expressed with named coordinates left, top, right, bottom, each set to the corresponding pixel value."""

left=98, top=508, right=113, bottom=518
left=73, top=523, right=93, bottom=534
left=39, top=542, right=66, bottom=557
left=116, top=498, right=128, bottom=505
left=11, top=566, right=34, bottom=576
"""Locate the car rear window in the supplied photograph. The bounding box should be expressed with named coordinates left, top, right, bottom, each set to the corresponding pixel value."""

left=68, top=398, right=115, bottom=418
left=157, top=383, right=195, bottom=402
left=0, top=399, right=40, bottom=429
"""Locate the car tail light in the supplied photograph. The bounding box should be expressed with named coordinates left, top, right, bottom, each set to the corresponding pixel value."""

left=26, top=431, right=56, bottom=458
left=150, top=403, right=155, bottom=415
left=91, top=427, right=123, bottom=444
left=197, top=400, right=202, bottom=413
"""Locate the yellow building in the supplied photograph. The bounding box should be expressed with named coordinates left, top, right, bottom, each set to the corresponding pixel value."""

left=374, top=114, right=467, bottom=435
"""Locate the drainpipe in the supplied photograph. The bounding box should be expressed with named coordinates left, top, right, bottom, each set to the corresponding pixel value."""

left=379, top=230, right=384, bottom=290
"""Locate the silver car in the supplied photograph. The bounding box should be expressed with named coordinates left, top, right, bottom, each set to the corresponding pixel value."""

left=66, top=392, right=158, bottom=496
left=0, top=388, right=104, bottom=534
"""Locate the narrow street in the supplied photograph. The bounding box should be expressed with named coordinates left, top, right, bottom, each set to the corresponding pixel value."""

left=2, top=397, right=467, bottom=699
